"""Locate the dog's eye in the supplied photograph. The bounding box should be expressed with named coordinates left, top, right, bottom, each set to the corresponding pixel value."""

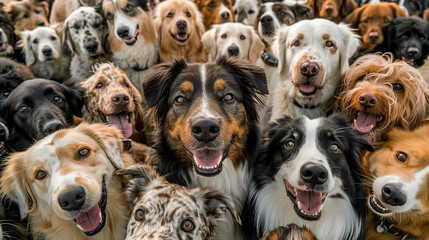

left=167, top=12, right=174, bottom=18
left=134, top=209, right=145, bottom=221
left=33, top=39, right=39, bottom=44
left=125, top=4, right=134, bottom=12
left=384, top=17, right=389, bottom=23
left=35, top=170, right=47, bottom=180
left=53, top=96, right=62, bottom=103
left=325, top=41, right=334, bottom=48
left=392, top=83, right=403, bottom=91
left=23, top=14, right=29, bottom=18
left=363, top=18, right=369, bottom=23
left=292, top=40, right=300, bottom=47
left=221, top=33, right=227, bottom=39
left=181, top=219, right=195, bottom=232
left=50, top=36, right=57, bottom=41
left=396, top=152, right=407, bottom=162
left=329, top=144, right=339, bottom=152
left=19, top=105, right=29, bottom=112
left=280, top=11, right=286, bottom=16
left=94, top=21, right=101, bottom=28
left=284, top=140, right=295, bottom=149
left=186, top=11, right=192, bottom=17
left=2, top=91, right=10, bottom=97
left=249, top=9, right=255, bottom=14
left=175, top=96, right=185, bottom=104
left=78, top=147, right=91, bottom=157
left=96, top=82, right=103, bottom=88
left=124, top=82, right=129, bottom=87
left=35, top=10, right=41, bottom=14
left=106, top=12, right=114, bottom=20
left=208, top=2, right=214, bottom=7
left=223, top=93, right=234, bottom=102
left=225, top=1, right=230, bottom=6
left=240, top=35, right=246, bottom=40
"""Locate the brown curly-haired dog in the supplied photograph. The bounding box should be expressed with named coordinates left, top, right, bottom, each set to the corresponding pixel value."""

left=335, top=54, right=429, bottom=143
left=262, top=224, right=317, bottom=240
left=5, top=0, right=49, bottom=33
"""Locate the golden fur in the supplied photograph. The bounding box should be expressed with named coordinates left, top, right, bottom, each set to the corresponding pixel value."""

left=49, top=0, right=102, bottom=23
left=155, top=0, right=206, bottom=63
left=193, top=0, right=234, bottom=29
left=0, top=123, right=133, bottom=240
left=5, top=0, right=49, bottom=33
left=306, top=0, right=356, bottom=23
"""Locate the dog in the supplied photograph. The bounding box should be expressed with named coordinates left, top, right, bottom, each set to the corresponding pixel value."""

left=20, top=27, right=70, bottom=82
left=154, top=0, right=206, bottom=63
left=193, top=0, right=234, bottom=30
left=0, top=57, right=34, bottom=106
left=344, top=2, right=406, bottom=53
left=334, top=54, right=429, bottom=144
left=269, top=18, right=359, bottom=121
left=305, top=0, right=356, bottom=23
left=359, top=0, right=426, bottom=17
left=234, top=0, right=260, bottom=25
left=0, top=6, right=18, bottom=59
left=363, top=124, right=429, bottom=240
left=0, top=123, right=133, bottom=239
left=0, top=198, right=29, bottom=240
left=49, top=0, right=103, bottom=23
left=244, top=114, right=372, bottom=240
left=4, top=0, right=49, bottom=33
left=380, top=16, right=429, bottom=67
left=202, top=22, right=264, bottom=64
left=102, top=0, right=159, bottom=94
left=116, top=164, right=241, bottom=239
left=143, top=57, right=268, bottom=239
left=63, top=7, right=109, bottom=81
left=261, top=224, right=317, bottom=240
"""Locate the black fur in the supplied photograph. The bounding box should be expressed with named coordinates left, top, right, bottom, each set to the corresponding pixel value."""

left=0, top=6, right=20, bottom=60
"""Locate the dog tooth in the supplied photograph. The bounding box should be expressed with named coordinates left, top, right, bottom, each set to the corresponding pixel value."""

left=318, top=204, right=324, bottom=212
left=99, top=212, right=102, bottom=223
left=294, top=188, right=298, bottom=196
left=77, top=224, right=84, bottom=231
left=297, top=201, right=302, bottom=210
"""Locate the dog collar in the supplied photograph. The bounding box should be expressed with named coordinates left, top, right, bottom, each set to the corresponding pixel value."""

left=292, top=99, right=321, bottom=109
left=376, top=218, right=418, bottom=239
left=260, top=50, right=278, bottom=67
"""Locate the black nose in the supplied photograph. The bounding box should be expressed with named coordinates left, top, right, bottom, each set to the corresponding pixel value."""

left=84, top=41, right=98, bottom=53
left=261, top=15, right=273, bottom=24
left=117, top=26, right=130, bottom=38
left=407, top=47, right=419, bottom=57
left=300, top=62, right=320, bottom=77
left=58, top=186, right=86, bottom=211
left=42, top=47, right=52, bottom=56
left=191, top=118, right=220, bottom=143
left=36, top=21, right=45, bottom=26
left=300, top=163, right=328, bottom=185
left=221, top=11, right=230, bottom=20
left=369, top=33, right=379, bottom=42
left=112, top=93, right=130, bottom=105
left=382, top=183, right=406, bottom=206
left=358, top=93, right=378, bottom=108
left=43, top=120, right=64, bottom=135
left=325, top=6, right=334, bottom=14
left=176, top=20, right=187, bottom=29
left=227, top=45, right=239, bottom=57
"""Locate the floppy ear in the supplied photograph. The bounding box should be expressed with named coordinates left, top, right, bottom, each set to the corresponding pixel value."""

left=62, top=78, right=85, bottom=117
left=340, top=0, right=357, bottom=17
left=247, top=27, right=264, bottom=63
left=389, top=2, right=407, bottom=17
left=61, top=23, right=74, bottom=56
left=20, top=31, right=35, bottom=65
left=273, top=26, right=289, bottom=77
left=338, top=23, right=360, bottom=74
left=305, top=0, right=317, bottom=16
left=201, top=25, right=218, bottom=60
left=343, top=6, right=364, bottom=27
left=131, top=84, right=145, bottom=132
left=0, top=152, right=38, bottom=219
left=291, top=4, right=313, bottom=21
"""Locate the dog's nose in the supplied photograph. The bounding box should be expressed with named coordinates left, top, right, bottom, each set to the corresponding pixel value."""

left=325, top=5, right=334, bottom=14
left=358, top=93, right=378, bottom=108
left=112, top=93, right=130, bottom=105
left=84, top=41, right=98, bottom=53
left=117, top=26, right=130, bottom=38
left=261, top=15, right=273, bottom=24
left=191, top=118, right=220, bottom=143
left=43, top=120, right=64, bottom=135
left=300, top=163, right=328, bottom=185
left=300, top=62, right=320, bottom=77
left=407, top=47, right=419, bottom=57
left=58, top=186, right=86, bottom=211
left=382, top=183, right=406, bottom=206
left=42, top=47, right=52, bottom=56
left=176, top=20, right=187, bottom=29
left=221, top=11, right=230, bottom=21
left=36, top=21, right=45, bottom=26
left=227, top=45, right=239, bottom=57
left=369, top=33, right=379, bottom=42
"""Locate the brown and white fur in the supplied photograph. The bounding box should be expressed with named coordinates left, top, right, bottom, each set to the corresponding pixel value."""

left=102, top=0, right=159, bottom=94
left=50, top=0, right=103, bottom=23
left=0, top=123, right=133, bottom=240
left=5, top=0, right=49, bottom=33
left=20, top=27, right=70, bottom=82
left=116, top=164, right=241, bottom=240
left=193, top=0, right=234, bottom=30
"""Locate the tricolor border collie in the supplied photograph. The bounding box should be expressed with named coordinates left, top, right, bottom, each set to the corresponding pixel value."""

left=143, top=57, right=268, bottom=239
left=243, top=114, right=372, bottom=240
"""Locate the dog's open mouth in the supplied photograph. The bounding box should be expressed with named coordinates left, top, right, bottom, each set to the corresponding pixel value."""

left=89, top=53, right=100, bottom=59
left=100, top=112, right=132, bottom=139
left=74, top=179, right=107, bottom=236
left=369, top=194, right=391, bottom=215
left=353, top=111, right=383, bottom=134
left=124, top=25, right=140, bottom=46
left=0, top=42, right=8, bottom=52
left=401, top=57, right=415, bottom=65
left=171, top=31, right=189, bottom=43
left=187, top=148, right=229, bottom=176
left=285, top=180, right=328, bottom=221
left=298, top=84, right=318, bottom=96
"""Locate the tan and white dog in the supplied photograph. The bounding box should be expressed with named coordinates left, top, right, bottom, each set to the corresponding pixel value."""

left=0, top=123, right=133, bottom=240
left=270, top=18, right=359, bottom=120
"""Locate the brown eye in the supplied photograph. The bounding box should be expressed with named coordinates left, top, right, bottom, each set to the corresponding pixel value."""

left=285, top=140, right=295, bottom=149
left=79, top=147, right=90, bottom=157
left=392, top=83, right=403, bottom=91
left=96, top=82, right=103, bottom=88
left=53, top=96, right=62, bottom=102
left=221, top=33, right=227, bottom=39
left=186, top=11, right=191, bottom=17
left=396, top=152, right=407, bottom=162
left=384, top=17, right=389, bottom=23
left=326, top=41, right=333, bottom=48
left=240, top=35, right=246, bottom=40
left=208, top=2, right=214, bottom=7
left=36, top=170, right=47, bottom=180
left=134, top=209, right=145, bottom=221
left=124, top=82, right=129, bottom=87
left=363, top=18, right=369, bottom=23
left=223, top=93, right=234, bottom=102
left=167, top=12, right=173, bottom=18
left=125, top=4, right=134, bottom=12
left=181, top=219, right=194, bottom=232
left=329, top=144, right=339, bottom=152
left=33, top=39, right=38, bottom=44
left=292, top=40, right=300, bottom=47
left=106, top=12, right=113, bottom=20
left=225, top=0, right=230, bottom=6
left=51, top=36, right=57, bottom=41
left=175, top=96, right=185, bottom=104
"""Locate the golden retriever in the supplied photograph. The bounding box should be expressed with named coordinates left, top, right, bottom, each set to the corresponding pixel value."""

left=0, top=123, right=133, bottom=239
left=155, top=0, right=206, bottom=63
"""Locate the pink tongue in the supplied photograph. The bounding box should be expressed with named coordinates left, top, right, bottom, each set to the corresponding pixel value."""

left=190, top=149, right=222, bottom=167
left=299, top=84, right=316, bottom=93
left=296, top=189, right=323, bottom=214
left=75, top=205, right=101, bottom=232
left=125, top=28, right=139, bottom=42
left=107, top=113, right=132, bottom=138
left=354, top=111, right=377, bottom=134
left=176, top=33, right=187, bottom=41
left=0, top=43, right=6, bottom=50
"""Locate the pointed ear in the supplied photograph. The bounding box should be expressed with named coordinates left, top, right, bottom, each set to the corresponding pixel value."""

left=247, top=26, right=264, bottom=63
left=20, top=31, right=35, bottom=65
left=340, top=0, right=357, bottom=17
left=343, top=6, right=364, bottom=27
left=273, top=26, right=289, bottom=77
left=62, top=79, right=85, bottom=117
left=0, top=151, right=38, bottom=219
left=338, top=23, right=360, bottom=74
left=201, top=25, right=218, bottom=60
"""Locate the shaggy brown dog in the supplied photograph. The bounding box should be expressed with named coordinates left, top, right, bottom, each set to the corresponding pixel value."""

left=4, top=0, right=49, bottom=33
left=306, top=0, right=356, bottom=23
left=335, top=54, right=429, bottom=143
left=363, top=124, right=429, bottom=240
left=155, top=0, right=206, bottom=63
left=262, top=224, right=317, bottom=240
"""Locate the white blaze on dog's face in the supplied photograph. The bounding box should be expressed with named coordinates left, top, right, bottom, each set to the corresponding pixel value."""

left=20, top=27, right=62, bottom=64
left=233, top=0, right=259, bottom=25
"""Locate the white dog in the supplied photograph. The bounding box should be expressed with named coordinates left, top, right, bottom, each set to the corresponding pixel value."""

left=270, top=18, right=359, bottom=120
left=233, top=0, right=260, bottom=25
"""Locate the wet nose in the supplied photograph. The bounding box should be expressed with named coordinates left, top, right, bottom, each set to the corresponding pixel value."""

left=227, top=45, right=239, bottom=57
left=369, top=33, right=379, bottom=42
left=117, top=26, right=130, bottom=38
left=261, top=15, right=273, bottom=24
left=43, top=120, right=64, bottom=135
left=325, top=5, right=334, bottom=14
left=300, top=163, right=328, bottom=185
left=42, top=47, right=52, bottom=56
left=358, top=93, right=378, bottom=108
left=407, top=47, right=419, bottom=57
left=300, top=62, right=320, bottom=77
left=382, top=183, right=406, bottom=206
left=176, top=20, right=187, bottom=29
left=221, top=11, right=230, bottom=20
left=191, top=118, right=220, bottom=143
left=112, top=93, right=130, bottom=106
left=84, top=41, right=98, bottom=53
left=58, top=186, right=86, bottom=211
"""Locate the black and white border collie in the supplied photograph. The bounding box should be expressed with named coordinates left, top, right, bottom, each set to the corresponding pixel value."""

left=244, top=114, right=372, bottom=240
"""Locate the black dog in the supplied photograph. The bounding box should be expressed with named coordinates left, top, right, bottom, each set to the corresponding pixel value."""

left=0, top=4, right=19, bottom=59
left=0, top=79, right=84, bottom=148
left=0, top=57, right=34, bottom=105
left=381, top=16, right=429, bottom=67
